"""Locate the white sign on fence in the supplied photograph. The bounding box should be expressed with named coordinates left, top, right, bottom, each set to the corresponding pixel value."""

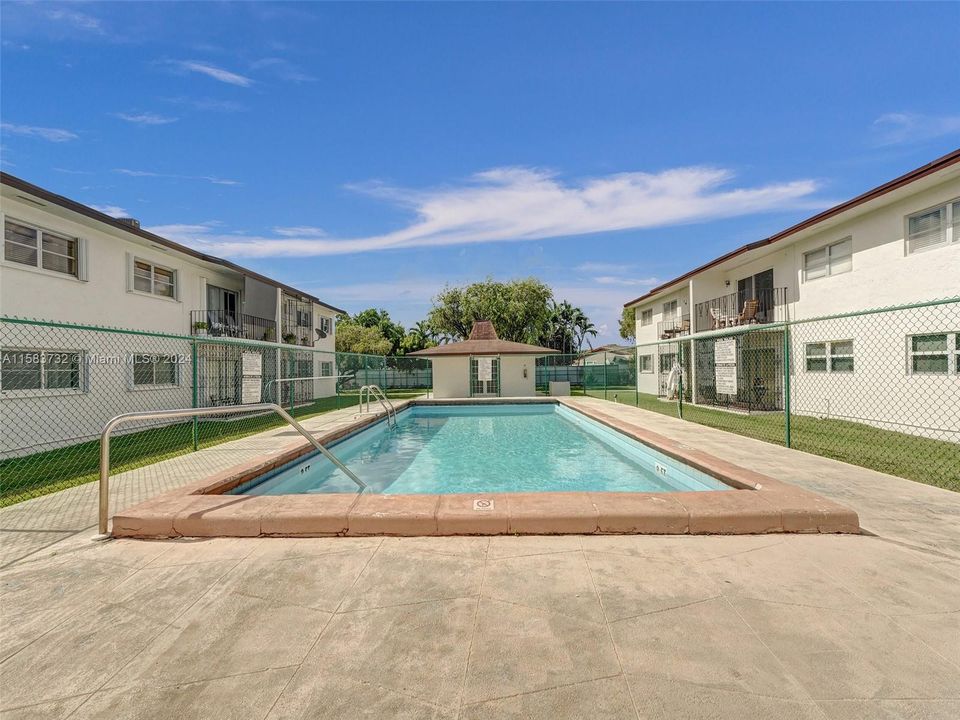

left=714, top=338, right=737, bottom=365
left=477, top=357, right=493, bottom=381
left=714, top=338, right=737, bottom=395
left=715, top=365, right=738, bottom=395
left=241, top=352, right=262, bottom=376
left=241, top=351, right=262, bottom=403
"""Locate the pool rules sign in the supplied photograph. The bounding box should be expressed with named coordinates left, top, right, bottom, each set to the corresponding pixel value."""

left=241, top=352, right=263, bottom=404
left=714, top=338, right=738, bottom=396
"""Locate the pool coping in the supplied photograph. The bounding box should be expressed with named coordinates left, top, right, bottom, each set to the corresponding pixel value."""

left=111, top=398, right=860, bottom=538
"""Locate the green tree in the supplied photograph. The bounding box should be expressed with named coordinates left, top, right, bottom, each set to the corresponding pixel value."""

left=352, top=308, right=406, bottom=355
left=399, top=321, right=438, bottom=354
left=335, top=321, right=393, bottom=355
left=427, top=277, right=553, bottom=344
left=619, top=306, right=636, bottom=342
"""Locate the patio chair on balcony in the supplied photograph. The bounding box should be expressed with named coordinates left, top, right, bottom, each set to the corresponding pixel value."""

left=661, top=318, right=690, bottom=339
left=730, top=299, right=759, bottom=326
left=709, top=307, right=727, bottom=330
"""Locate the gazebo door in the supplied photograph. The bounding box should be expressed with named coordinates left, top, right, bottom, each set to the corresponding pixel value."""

left=470, top=356, right=500, bottom=397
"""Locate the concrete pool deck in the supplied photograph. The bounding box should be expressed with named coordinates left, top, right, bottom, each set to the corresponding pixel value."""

left=109, top=398, right=859, bottom=539
left=1, top=397, right=958, bottom=718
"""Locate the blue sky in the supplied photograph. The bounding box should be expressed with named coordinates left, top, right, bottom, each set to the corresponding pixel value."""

left=2, top=1, right=958, bottom=343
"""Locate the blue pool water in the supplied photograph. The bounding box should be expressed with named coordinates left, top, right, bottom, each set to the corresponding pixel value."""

left=232, top=403, right=730, bottom=495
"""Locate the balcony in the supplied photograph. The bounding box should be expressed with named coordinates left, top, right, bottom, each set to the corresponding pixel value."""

left=190, top=309, right=277, bottom=342
left=694, top=287, right=789, bottom=333
left=657, top=314, right=691, bottom=340
left=281, top=295, right=315, bottom=347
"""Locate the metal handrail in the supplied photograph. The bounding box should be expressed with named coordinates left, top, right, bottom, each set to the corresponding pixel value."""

left=359, top=384, right=397, bottom=428
left=97, top=403, right=366, bottom=537
left=264, top=375, right=341, bottom=405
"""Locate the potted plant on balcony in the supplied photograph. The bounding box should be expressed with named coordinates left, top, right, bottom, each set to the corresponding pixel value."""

left=300, top=335, right=310, bottom=346
left=282, top=332, right=297, bottom=344
left=262, top=327, right=275, bottom=342
left=192, top=320, right=208, bottom=336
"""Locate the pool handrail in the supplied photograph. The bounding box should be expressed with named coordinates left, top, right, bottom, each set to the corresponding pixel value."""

left=97, top=402, right=366, bottom=537
left=359, top=384, right=397, bottom=428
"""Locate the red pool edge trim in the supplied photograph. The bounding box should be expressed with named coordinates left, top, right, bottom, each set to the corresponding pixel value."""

left=111, top=398, right=860, bottom=538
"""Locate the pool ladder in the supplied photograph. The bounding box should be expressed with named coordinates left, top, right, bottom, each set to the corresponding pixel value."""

left=359, top=385, right=397, bottom=429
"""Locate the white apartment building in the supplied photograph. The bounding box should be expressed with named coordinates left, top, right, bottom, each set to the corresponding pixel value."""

left=1, top=173, right=346, bottom=454
left=624, top=150, right=960, bottom=438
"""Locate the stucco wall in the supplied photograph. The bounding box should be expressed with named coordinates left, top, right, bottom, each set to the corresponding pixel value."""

left=500, top=355, right=536, bottom=397
left=431, top=356, right=470, bottom=398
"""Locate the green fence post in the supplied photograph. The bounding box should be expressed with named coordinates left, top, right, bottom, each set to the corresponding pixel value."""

left=191, top=339, right=199, bottom=451
left=783, top=325, right=792, bottom=448
left=603, top=352, right=608, bottom=400
left=677, top=343, right=684, bottom=420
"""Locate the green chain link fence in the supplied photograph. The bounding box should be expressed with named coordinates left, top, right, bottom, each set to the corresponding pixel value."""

left=0, top=316, right=431, bottom=506
left=534, top=298, right=959, bottom=490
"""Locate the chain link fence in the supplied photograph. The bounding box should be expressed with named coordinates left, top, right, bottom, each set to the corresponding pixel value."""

left=631, top=298, right=960, bottom=491
left=0, top=317, right=431, bottom=506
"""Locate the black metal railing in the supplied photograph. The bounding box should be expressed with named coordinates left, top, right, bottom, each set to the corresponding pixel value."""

left=281, top=296, right=314, bottom=346
left=190, top=309, right=277, bottom=342
left=694, top=287, right=788, bottom=333
left=657, top=314, right=691, bottom=340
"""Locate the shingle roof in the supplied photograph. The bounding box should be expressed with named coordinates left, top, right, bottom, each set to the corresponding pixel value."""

left=408, top=321, right=559, bottom=357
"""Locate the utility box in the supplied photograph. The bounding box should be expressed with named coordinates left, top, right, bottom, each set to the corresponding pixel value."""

left=549, top=381, right=571, bottom=396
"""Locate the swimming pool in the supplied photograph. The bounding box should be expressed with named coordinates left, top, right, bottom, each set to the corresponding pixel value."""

left=231, top=403, right=730, bottom=495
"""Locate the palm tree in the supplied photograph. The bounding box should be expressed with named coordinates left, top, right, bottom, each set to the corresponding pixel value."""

left=572, top=310, right=598, bottom=352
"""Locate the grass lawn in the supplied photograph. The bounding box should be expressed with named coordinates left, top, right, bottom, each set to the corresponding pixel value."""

left=584, top=389, right=958, bottom=492
left=0, top=389, right=426, bottom=507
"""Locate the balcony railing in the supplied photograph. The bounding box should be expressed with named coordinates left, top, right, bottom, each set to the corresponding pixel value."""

left=190, top=309, right=277, bottom=342
left=694, top=287, right=789, bottom=333
left=657, top=314, right=691, bottom=340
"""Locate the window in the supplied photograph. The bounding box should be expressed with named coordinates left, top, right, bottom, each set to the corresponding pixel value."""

left=638, top=354, right=653, bottom=373
left=908, top=333, right=960, bottom=374
left=132, top=259, right=176, bottom=298
left=640, top=309, right=653, bottom=326
left=1, top=349, right=85, bottom=392
left=906, top=200, right=959, bottom=254
left=659, top=352, right=676, bottom=373
left=4, top=219, right=80, bottom=278
left=320, top=361, right=334, bottom=377
left=319, top=316, right=332, bottom=335
left=295, top=309, right=311, bottom=327
left=805, top=341, right=854, bottom=373
left=804, top=237, right=852, bottom=281
left=131, top=354, right=178, bottom=386
left=662, top=300, right=679, bottom=320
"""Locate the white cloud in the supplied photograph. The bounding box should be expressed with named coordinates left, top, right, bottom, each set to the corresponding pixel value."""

left=90, top=204, right=130, bottom=218
left=163, top=97, right=246, bottom=113
left=170, top=60, right=253, bottom=87
left=178, top=165, right=823, bottom=258
left=870, top=112, right=960, bottom=146
left=273, top=226, right=328, bottom=237
left=2, top=122, right=78, bottom=142
left=114, top=168, right=241, bottom=186
left=115, top=112, right=178, bottom=126
left=46, top=9, right=103, bottom=33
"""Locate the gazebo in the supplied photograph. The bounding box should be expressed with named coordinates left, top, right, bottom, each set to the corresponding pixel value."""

left=408, top=321, right=558, bottom=398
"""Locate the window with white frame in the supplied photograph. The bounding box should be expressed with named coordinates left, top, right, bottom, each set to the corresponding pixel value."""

left=130, top=353, right=179, bottom=387
left=803, top=237, right=852, bottom=281
left=908, top=333, right=959, bottom=374
left=320, top=360, right=334, bottom=377
left=4, top=219, right=82, bottom=278
left=1, top=348, right=85, bottom=392
left=638, top=354, right=653, bottom=373
left=906, top=200, right=959, bottom=254
left=805, top=340, right=854, bottom=373
left=640, top=309, right=653, bottom=326
left=662, top=300, right=679, bottom=320
left=132, top=258, right=177, bottom=298
left=319, top=316, right=332, bottom=335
